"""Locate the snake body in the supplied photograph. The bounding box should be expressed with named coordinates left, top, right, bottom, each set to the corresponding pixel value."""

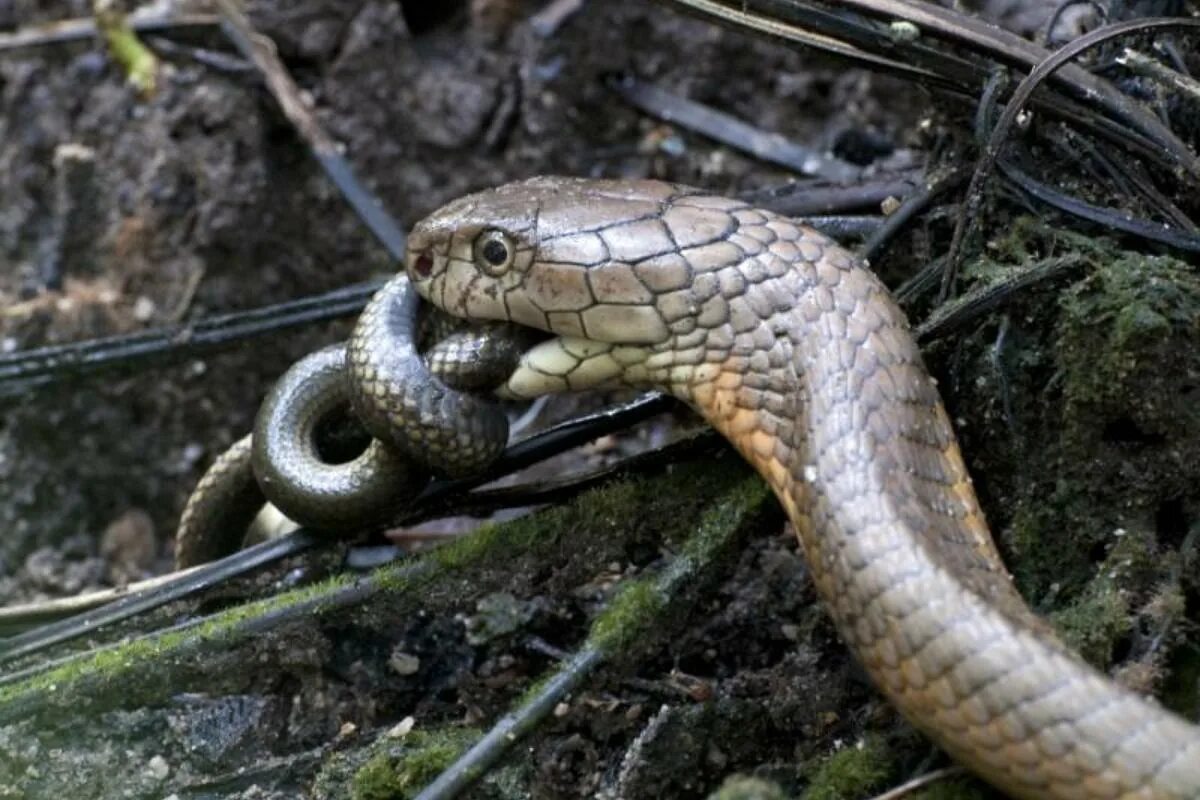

left=176, top=276, right=525, bottom=567
left=402, top=177, right=1200, bottom=799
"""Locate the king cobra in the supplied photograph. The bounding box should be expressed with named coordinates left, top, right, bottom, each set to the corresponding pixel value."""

left=396, top=177, right=1200, bottom=799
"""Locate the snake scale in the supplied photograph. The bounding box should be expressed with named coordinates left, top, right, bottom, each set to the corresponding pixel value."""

left=394, top=177, right=1200, bottom=799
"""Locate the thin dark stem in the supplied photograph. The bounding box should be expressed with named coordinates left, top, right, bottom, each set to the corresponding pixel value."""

left=998, top=157, right=1200, bottom=253
left=916, top=254, right=1088, bottom=343
left=215, top=0, right=408, bottom=260
left=0, top=280, right=383, bottom=398
left=664, top=0, right=1198, bottom=176
left=860, top=168, right=968, bottom=263
left=0, top=531, right=326, bottom=667
left=942, top=17, right=1200, bottom=300
left=739, top=173, right=922, bottom=216
left=412, top=648, right=606, bottom=800
left=607, top=74, right=859, bottom=181
left=817, top=0, right=1200, bottom=174
left=414, top=393, right=679, bottom=508
left=402, top=431, right=724, bottom=526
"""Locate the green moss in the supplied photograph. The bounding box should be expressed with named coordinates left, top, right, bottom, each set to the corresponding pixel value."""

left=1057, top=252, right=1200, bottom=425
left=0, top=566, right=372, bottom=707
left=708, top=774, right=790, bottom=800
left=428, top=454, right=752, bottom=577
left=315, top=725, right=533, bottom=800
left=587, top=578, right=665, bottom=653
left=1002, top=248, right=1200, bottom=602
left=1049, top=578, right=1130, bottom=667
left=799, top=737, right=894, bottom=800
left=351, top=730, right=470, bottom=800
left=677, top=475, right=772, bottom=561
left=1005, top=490, right=1093, bottom=598
left=587, top=472, right=769, bottom=654
left=983, top=216, right=1111, bottom=267
left=1047, top=526, right=1165, bottom=666
left=352, top=751, right=409, bottom=800
left=3, top=452, right=770, bottom=735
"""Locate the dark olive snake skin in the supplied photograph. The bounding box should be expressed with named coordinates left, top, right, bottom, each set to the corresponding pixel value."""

left=402, top=177, right=1200, bottom=800
left=346, top=274, right=529, bottom=476
left=175, top=277, right=525, bottom=568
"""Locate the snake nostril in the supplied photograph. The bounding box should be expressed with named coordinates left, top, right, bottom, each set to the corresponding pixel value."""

left=414, top=253, right=433, bottom=277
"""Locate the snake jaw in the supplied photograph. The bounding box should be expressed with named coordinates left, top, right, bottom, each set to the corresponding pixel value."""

left=502, top=335, right=651, bottom=399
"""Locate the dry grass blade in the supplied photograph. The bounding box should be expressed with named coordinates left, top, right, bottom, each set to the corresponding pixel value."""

left=215, top=0, right=409, bottom=259
left=608, top=74, right=860, bottom=181
left=663, top=0, right=947, bottom=83
left=0, top=7, right=216, bottom=53
left=866, top=766, right=968, bottom=799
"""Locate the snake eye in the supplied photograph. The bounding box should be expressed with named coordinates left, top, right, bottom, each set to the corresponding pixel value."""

left=473, top=230, right=515, bottom=276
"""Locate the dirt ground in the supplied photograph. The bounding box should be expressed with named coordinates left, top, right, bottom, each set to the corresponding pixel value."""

left=0, top=1, right=1198, bottom=799
left=0, top=0, right=922, bottom=585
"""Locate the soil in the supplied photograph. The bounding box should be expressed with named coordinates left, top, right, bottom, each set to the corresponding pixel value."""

left=0, top=2, right=1197, bottom=799
left=0, top=0, right=920, bottom=585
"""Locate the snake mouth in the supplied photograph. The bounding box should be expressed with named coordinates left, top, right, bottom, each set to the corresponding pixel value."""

left=403, top=241, right=437, bottom=281
left=412, top=252, right=434, bottom=278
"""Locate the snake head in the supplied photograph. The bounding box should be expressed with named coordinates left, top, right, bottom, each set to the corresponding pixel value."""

left=405, top=176, right=709, bottom=347
left=405, top=182, right=538, bottom=324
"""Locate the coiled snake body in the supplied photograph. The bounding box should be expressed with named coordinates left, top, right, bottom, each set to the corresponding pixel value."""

left=401, top=177, right=1200, bottom=799
left=175, top=278, right=527, bottom=567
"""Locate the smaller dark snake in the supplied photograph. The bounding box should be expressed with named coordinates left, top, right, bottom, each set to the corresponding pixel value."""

left=175, top=275, right=530, bottom=568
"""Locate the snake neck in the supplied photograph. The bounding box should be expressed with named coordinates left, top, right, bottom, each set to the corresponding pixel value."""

left=630, top=217, right=1040, bottom=635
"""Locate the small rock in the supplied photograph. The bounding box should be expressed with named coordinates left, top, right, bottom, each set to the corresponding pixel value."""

left=581, top=434, right=619, bottom=455
left=145, top=754, right=169, bottom=781
left=386, top=716, right=415, bottom=738
left=463, top=592, right=533, bottom=645
left=132, top=295, right=156, bottom=321
left=23, top=548, right=66, bottom=591
left=388, top=649, right=421, bottom=676
left=101, top=508, right=157, bottom=580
